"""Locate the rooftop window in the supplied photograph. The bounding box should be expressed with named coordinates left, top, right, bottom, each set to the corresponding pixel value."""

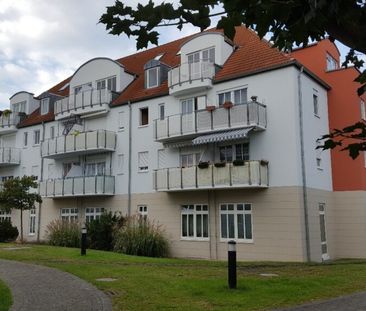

left=326, top=53, right=338, bottom=71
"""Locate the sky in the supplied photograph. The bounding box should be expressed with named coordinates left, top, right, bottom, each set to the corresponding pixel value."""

left=0, top=1, right=361, bottom=110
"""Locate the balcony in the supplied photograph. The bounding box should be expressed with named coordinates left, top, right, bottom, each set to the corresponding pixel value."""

left=0, top=113, right=21, bottom=135
left=0, top=148, right=20, bottom=166
left=41, top=130, right=116, bottom=159
left=39, top=175, right=115, bottom=198
left=154, top=160, right=268, bottom=191
left=54, top=89, right=119, bottom=120
left=168, top=61, right=216, bottom=96
left=154, top=102, right=266, bottom=144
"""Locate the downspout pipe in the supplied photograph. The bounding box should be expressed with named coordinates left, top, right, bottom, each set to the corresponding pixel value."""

left=298, top=66, right=311, bottom=262
left=127, top=101, right=132, bottom=216
left=37, top=121, right=45, bottom=242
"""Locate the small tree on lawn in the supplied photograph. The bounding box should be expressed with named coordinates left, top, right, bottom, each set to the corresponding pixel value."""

left=0, top=176, right=42, bottom=243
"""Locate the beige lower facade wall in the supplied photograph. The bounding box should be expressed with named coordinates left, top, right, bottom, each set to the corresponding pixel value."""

left=9, top=187, right=366, bottom=262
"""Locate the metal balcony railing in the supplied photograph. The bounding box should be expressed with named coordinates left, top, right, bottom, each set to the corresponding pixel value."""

left=0, top=113, right=21, bottom=128
left=39, top=175, right=115, bottom=198
left=168, top=60, right=216, bottom=88
left=41, top=130, right=117, bottom=158
left=154, top=160, right=268, bottom=191
left=154, top=102, right=267, bottom=142
left=0, top=148, right=20, bottom=165
left=54, top=89, right=119, bottom=116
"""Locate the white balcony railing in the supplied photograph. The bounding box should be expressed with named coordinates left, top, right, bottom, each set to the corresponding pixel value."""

left=54, top=89, right=118, bottom=117
left=39, top=175, right=115, bottom=198
left=154, top=102, right=266, bottom=142
left=0, top=148, right=20, bottom=166
left=154, top=160, right=268, bottom=191
left=0, top=113, right=21, bottom=131
left=168, top=61, right=215, bottom=88
left=41, top=130, right=116, bottom=158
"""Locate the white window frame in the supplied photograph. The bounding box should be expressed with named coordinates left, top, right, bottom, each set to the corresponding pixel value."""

left=23, top=132, right=28, bottom=147
left=218, top=87, right=248, bottom=106
left=187, top=47, right=215, bottom=63
left=34, top=129, right=41, bottom=145
left=40, top=98, right=49, bottom=115
left=84, top=161, right=106, bottom=176
left=96, top=76, right=117, bottom=91
left=85, top=207, right=105, bottom=223
left=361, top=100, right=366, bottom=121
left=138, top=205, right=148, bottom=220
left=13, top=101, right=26, bottom=114
left=326, top=53, right=338, bottom=71
left=138, top=151, right=149, bottom=172
left=146, top=67, right=159, bottom=88
left=181, top=204, right=209, bottom=241
left=313, top=92, right=319, bottom=117
left=0, top=210, right=11, bottom=222
left=29, top=209, right=36, bottom=236
left=220, top=203, right=253, bottom=242
left=139, top=107, right=149, bottom=126
left=61, top=208, right=79, bottom=222
left=159, top=103, right=165, bottom=120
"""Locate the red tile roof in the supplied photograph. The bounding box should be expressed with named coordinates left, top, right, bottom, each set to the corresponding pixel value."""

left=17, top=108, right=54, bottom=128
left=18, top=26, right=296, bottom=127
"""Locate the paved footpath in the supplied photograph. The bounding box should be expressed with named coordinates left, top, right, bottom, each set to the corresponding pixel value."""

left=0, top=259, right=112, bottom=311
left=275, top=291, right=366, bottom=311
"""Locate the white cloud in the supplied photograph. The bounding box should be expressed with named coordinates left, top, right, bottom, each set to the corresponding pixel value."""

left=0, top=0, right=197, bottom=109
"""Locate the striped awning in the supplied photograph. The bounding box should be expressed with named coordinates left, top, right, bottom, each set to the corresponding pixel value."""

left=163, top=140, right=193, bottom=148
left=192, top=127, right=253, bottom=145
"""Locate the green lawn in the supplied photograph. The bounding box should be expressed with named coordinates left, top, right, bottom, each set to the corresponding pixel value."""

left=1, top=244, right=366, bottom=311
left=0, top=278, right=11, bottom=311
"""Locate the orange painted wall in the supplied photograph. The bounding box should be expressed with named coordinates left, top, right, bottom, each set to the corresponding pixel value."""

left=292, top=40, right=366, bottom=191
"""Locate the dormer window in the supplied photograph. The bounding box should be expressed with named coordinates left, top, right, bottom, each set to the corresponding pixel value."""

left=13, top=101, right=26, bottom=114
left=40, top=98, right=49, bottom=115
left=326, top=53, right=338, bottom=71
left=96, top=76, right=117, bottom=91
left=188, top=47, right=215, bottom=64
left=146, top=67, right=159, bottom=88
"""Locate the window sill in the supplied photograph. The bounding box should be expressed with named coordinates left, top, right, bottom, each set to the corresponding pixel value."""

left=314, top=114, right=320, bottom=119
left=118, top=128, right=125, bottom=132
left=180, top=238, right=209, bottom=242
left=28, top=233, right=36, bottom=236
left=33, top=144, right=40, bottom=147
left=138, top=170, right=149, bottom=174
left=220, top=239, right=253, bottom=244
left=317, top=167, right=324, bottom=171
left=138, top=124, right=149, bottom=128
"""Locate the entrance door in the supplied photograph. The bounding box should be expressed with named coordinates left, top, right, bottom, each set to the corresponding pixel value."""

left=319, top=203, right=329, bottom=261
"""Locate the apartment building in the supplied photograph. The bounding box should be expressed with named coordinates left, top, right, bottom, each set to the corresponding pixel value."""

left=0, top=26, right=362, bottom=262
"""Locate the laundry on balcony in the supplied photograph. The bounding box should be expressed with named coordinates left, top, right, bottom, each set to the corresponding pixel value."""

left=192, top=127, right=254, bottom=145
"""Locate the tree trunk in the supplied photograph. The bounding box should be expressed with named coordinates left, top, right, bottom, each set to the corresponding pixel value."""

left=20, top=208, right=23, bottom=244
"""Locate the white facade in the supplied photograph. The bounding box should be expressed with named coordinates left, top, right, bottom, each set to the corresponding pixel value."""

left=0, top=29, right=342, bottom=262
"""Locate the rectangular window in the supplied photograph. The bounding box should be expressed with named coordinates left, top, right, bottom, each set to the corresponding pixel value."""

left=181, top=98, right=194, bottom=114
left=63, top=162, right=81, bottom=178
left=40, top=98, right=49, bottom=115
left=219, top=145, right=233, bottom=162
left=13, top=101, right=26, bottom=114
left=0, top=210, right=11, bottom=222
left=146, top=67, right=159, bottom=88
left=233, top=88, right=247, bottom=105
left=97, top=80, right=106, bottom=90
left=326, top=53, right=338, bottom=71
left=85, top=207, right=105, bottom=223
left=34, top=130, right=40, bottom=145
left=181, top=154, right=194, bottom=167
left=361, top=100, right=366, bottom=120
left=235, top=143, right=249, bottom=161
left=181, top=204, right=209, bottom=239
left=107, top=76, right=117, bottom=91
left=188, top=47, right=215, bottom=63
left=138, top=151, right=149, bottom=172
left=159, top=104, right=165, bottom=120
left=118, top=111, right=125, bottom=129
left=138, top=205, right=148, bottom=220
left=117, top=154, right=124, bottom=174
left=23, top=132, right=28, bottom=147
left=218, top=88, right=247, bottom=106
left=140, top=107, right=149, bottom=126
left=61, top=208, right=78, bottom=222
left=29, top=209, right=36, bottom=235
left=313, top=93, right=319, bottom=116
left=50, top=126, right=55, bottom=139
left=218, top=92, right=231, bottom=106
left=85, top=162, right=106, bottom=176
left=31, top=165, right=38, bottom=180
left=220, top=203, right=252, bottom=241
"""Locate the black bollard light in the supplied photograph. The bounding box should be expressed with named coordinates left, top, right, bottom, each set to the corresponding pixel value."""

left=81, top=226, right=87, bottom=256
left=228, top=240, right=237, bottom=289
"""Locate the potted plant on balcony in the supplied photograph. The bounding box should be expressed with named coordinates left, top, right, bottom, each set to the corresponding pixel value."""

left=251, top=96, right=258, bottom=102
left=206, top=105, right=216, bottom=112
left=260, top=159, right=269, bottom=166
left=198, top=161, right=209, bottom=169
left=233, top=159, right=245, bottom=166
left=223, top=101, right=233, bottom=109
left=214, top=162, right=226, bottom=168
left=2, top=109, right=12, bottom=118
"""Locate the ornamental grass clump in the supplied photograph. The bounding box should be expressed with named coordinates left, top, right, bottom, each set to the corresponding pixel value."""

left=46, top=219, right=81, bottom=248
left=114, top=216, right=169, bottom=258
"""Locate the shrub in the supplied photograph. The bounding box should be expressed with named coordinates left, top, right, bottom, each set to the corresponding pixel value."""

left=87, top=212, right=125, bottom=251
left=114, top=216, right=169, bottom=257
left=0, top=219, right=18, bottom=242
left=46, top=219, right=81, bottom=248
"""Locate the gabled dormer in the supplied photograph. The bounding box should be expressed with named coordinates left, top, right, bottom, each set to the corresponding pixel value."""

left=168, top=32, right=234, bottom=96
left=144, top=59, right=170, bottom=89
